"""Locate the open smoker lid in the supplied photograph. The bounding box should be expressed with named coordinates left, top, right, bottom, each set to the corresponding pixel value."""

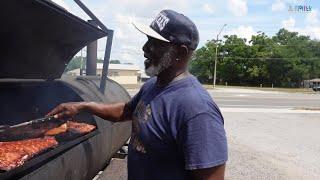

left=0, top=0, right=107, bottom=79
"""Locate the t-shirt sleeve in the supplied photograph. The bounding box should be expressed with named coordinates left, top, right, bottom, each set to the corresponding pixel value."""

left=126, top=88, right=143, bottom=111
left=178, top=112, right=228, bottom=170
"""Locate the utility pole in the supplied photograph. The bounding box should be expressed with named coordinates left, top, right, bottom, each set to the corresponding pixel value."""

left=213, top=24, right=227, bottom=88
left=80, top=49, right=83, bottom=75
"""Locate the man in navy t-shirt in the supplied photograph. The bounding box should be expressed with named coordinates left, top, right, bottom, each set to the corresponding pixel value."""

left=48, top=9, right=228, bottom=180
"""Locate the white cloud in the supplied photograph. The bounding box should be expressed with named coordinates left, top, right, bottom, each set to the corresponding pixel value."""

left=303, top=9, right=320, bottom=39
left=271, top=0, right=286, bottom=12
left=281, top=17, right=296, bottom=29
left=202, top=3, right=215, bottom=14
left=299, top=26, right=320, bottom=39
left=306, top=9, right=319, bottom=25
left=109, top=13, right=147, bottom=66
left=279, top=15, right=320, bottom=40
left=227, top=0, right=248, bottom=17
left=51, top=0, right=70, bottom=11
left=226, top=25, right=257, bottom=41
left=113, top=13, right=139, bottom=40
left=62, top=0, right=320, bottom=68
left=286, top=26, right=320, bottom=40
left=95, top=0, right=189, bottom=18
left=252, top=0, right=270, bottom=5
left=80, top=0, right=192, bottom=67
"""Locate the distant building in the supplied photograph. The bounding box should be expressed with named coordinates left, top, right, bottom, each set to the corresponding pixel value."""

left=309, top=78, right=320, bottom=87
left=66, top=63, right=141, bottom=85
left=99, top=63, right=140, bottom=85
left=138, top=70, right=150, bottom=82
left=303, top=78, right=320, bottom=88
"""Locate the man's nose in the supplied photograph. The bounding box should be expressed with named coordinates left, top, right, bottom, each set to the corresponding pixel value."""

left=142, top=41, right=149, bottom=52
left=143, top=39, right=154, bottom=53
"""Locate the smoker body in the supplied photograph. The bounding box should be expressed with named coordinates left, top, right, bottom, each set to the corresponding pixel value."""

left=0, top=0, right=132, bottom=179
left=0, top=77, right=131, bottom=180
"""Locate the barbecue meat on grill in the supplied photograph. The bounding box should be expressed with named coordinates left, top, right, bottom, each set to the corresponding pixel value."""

left=45, top=121, right=96, bottom=136
left=66, top=121, right=96, bottom=134
left=0, top=137, right=58, bottom=171
left=45, top=123, right=67, bottom=136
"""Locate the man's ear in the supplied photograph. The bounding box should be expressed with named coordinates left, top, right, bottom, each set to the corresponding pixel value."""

left=177, top=45, right=189, bottom=60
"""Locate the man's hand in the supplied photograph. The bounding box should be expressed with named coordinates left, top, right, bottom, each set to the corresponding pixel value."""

left=47, top=102, right=87, bottom=119
left=47, top=102, right=133, bottom=122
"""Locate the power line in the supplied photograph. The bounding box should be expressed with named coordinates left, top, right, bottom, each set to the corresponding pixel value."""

left=206, top=44, right=320, bottom=47
left=218, top=57, right=320, bottom=60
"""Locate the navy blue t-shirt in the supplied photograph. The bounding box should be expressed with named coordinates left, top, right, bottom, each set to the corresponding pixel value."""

left=127, top=75, right=228, bottom=180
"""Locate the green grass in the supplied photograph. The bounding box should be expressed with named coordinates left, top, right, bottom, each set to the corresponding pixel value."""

left=293, top=107, right=320, bottom=111
left=202, top=84, right=315, bottom=93
left=121, top=83, right=316, bottom=94
left=256, top=87, right=314, bottom=93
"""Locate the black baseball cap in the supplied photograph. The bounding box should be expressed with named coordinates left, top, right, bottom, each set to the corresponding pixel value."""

left=133, top=10, right=199, bottom=50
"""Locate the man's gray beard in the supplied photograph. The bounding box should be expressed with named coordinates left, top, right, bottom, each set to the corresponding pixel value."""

left=145, top=65, right=160, bottom=77
left=145, top=48, right=175, bottom=77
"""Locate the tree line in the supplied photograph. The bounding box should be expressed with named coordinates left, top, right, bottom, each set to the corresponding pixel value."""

left=189, top=28, right=320, bottom=87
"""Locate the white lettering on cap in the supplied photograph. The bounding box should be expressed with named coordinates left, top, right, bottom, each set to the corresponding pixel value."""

left=153, top=13, right=169, bottom=31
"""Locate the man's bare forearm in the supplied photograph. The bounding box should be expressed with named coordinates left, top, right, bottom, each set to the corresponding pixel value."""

left=82, top=102, right=133, bottom=122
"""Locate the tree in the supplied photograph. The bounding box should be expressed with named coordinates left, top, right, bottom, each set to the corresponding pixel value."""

left=189, top=40, right=217, bottom=83
left=97, top=58, right=104, bottom=63
left=189, top=28, right=320, bottom=87
left=219, top=35, right=250, bottom=85
left=97, top=59, right=121, bottom=64
left=65, top=56, right=83, bottom=72
left=110, top=60, right=121, bottom=64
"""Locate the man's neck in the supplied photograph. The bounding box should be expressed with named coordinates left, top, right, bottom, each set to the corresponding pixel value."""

left=156, top=69, right=189, bottom=87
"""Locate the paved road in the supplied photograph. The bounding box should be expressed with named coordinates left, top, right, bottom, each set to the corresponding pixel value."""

left=225, top=112, right=320, bottom=180
left=128, top=88, right=320, bottom=109
left=209, top=88, right=320, bottom=109
left=126, top=87, right=320, bottom=179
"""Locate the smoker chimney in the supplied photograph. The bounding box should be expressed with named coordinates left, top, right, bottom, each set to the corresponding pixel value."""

left=86, top=20, right=98, bottom=76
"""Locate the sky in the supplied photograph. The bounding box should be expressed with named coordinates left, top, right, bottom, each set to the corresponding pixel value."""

left=52, top=0, right=320, bottom=68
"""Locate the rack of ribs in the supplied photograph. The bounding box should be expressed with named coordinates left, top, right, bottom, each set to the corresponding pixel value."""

left=45, top=121, right=96, bottom=136
left=66, top=121, right=96, bottom=134
left=45, top=123, right=68, bottom=136
left=0, top=137, right=58, bottom=171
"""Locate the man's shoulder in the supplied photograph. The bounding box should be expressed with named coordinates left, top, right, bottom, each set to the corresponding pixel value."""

left=167, top=77, right=218, bottom=119
left=139, top=77, right=157, bottom=92
left=177, top=85, right=212, bottom=111
left=173, top=76, right=211, bottom=103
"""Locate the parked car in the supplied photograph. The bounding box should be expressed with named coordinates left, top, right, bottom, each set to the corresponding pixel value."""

left=312, top=86, right=320, bottom=92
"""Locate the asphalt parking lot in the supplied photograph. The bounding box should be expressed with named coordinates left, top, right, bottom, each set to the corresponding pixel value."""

left=126, top=87, right=320, bottom=179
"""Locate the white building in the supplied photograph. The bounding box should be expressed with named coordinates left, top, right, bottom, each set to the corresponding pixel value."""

left=66, top=63, right=141, bottom=85
left=138, top=70, right=151, bottom=82
left=99, top=63, right=140, bottom=85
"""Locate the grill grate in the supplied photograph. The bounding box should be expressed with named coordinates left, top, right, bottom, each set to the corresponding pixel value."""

left=0, top=121, right=99, bottom=180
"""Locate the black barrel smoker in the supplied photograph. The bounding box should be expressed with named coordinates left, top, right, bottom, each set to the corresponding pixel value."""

left=0, top=0, right=131, bottom=179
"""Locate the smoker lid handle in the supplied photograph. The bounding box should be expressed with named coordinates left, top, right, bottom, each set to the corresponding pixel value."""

left=16, top=116, right=56, bottom=127
left=0, top=116, right=56, bottom=133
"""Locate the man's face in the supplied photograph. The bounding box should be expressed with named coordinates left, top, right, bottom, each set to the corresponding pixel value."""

left=142, top=36, right=177, bottom=77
